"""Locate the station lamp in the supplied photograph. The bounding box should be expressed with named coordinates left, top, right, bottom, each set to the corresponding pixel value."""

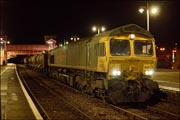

left=92, top=25, right=106, bottom=34
left=139, top=2, right=159, bottom=31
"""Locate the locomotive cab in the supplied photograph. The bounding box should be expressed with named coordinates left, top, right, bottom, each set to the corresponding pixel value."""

left=107, top=34, right=156, bottom=80
left=98, top=33, right=159, bottom=103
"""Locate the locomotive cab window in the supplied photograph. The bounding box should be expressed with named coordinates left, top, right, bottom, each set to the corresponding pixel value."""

left=50, top=55, right=54, bottom=64
left=134, top=40, right=153, bottom=56
left=110, top=39, right=130, bottom=56
left=97, top=43, right=105, bottom=56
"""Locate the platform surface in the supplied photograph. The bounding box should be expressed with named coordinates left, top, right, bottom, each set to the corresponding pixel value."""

left=1, top=63, right=42, bottom=120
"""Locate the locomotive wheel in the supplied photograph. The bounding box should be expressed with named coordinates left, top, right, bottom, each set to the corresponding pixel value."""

left=105, top=93, right=118, bottom=105
left=93, top=88, right=107, bottom=103
left=82, top=85, right=93, bottom=95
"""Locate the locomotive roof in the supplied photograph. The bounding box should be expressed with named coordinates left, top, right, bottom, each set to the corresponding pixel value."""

left=50, top=24, right=154, bottom=52
left=96, top=24, right=154, bottom=38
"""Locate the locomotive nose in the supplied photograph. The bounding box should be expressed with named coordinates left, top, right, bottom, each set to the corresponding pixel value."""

left=107, top=78, right=160, bottom=104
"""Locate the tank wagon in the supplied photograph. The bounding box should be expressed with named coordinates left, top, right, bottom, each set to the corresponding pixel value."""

left=26, top=24, right=159, bottom=104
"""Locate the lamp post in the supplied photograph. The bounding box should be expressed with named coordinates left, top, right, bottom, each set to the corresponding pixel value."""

left=139, top=2, right=159, bottom=31
left=64, top=39, right=69, bottom=45
left=70, top=35, right=80, bottom=42
left=59, top=40, right=69, bottom=47
left=160, top=47, right=165, bottom=54
left=92, top=25, right=105, bottom=34
left=0, top=37, right=10, bottom=65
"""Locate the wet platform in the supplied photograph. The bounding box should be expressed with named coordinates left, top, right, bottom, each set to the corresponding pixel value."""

left=152, top=69, right=180, bottom=92
left=1, top=63, right=42, bottom=120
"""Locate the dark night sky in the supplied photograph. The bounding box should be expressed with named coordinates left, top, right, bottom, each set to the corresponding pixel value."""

left=1, top=0, right=179, bottom=47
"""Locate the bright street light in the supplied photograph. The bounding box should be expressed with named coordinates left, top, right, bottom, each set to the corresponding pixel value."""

left=63, top=39, right=69, bottom=45
left=92, top=25, right=105, bottom=34
left=70, top=35, right=80, bottom=42
left=139, top=8, right=144, bottom=13
left=151, top=7, right=158, bottom=14
left=139, top=2, right=159, bottom=31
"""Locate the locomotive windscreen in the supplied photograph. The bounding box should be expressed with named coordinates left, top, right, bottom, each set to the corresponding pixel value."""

left=110, top=39, right=130, bottom=56
left=134, top=40, right=153, bottom=56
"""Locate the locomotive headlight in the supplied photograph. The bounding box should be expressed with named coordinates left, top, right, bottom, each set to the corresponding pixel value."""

left=109, top=64, right=121, bottom=77
left=145, top=70, right=154, bottom=75
left=130, top=34, right=135, bottom=40
left=112, top=70, right=121, bottom=76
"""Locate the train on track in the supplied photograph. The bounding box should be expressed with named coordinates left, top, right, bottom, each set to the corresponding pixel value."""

left=24, top=24, right=160, bottom=104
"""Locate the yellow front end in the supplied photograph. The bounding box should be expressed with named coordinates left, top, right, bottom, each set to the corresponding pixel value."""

left=97, top=34, right=157, bottom=80
left=108, top=58, right=156, bottom=80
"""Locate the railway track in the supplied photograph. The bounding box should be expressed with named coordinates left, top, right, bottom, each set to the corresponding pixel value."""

left=160, top=88, right=180, bottom=106
left=17, top=65, right=180, bottom=120
left=146, top=105, right=180, bottom=120
left=17, top=65, right=90, bottom=120
left=120, top=103, right=180, bottom=120
left=18, top=65, right=145, bottom=119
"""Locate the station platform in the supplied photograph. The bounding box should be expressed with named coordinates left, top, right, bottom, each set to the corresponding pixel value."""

left=152, top=69, right=180, bottom=92
left=1, top=63, right=42, bottom=120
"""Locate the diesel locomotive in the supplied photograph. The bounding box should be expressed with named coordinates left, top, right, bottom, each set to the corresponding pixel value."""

left=25, top=24, right=160, bottom=104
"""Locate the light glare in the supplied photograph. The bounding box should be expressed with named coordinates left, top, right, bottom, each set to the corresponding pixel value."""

left=145, top=70, right=154, bottom=75
left=92, top=26, right=97, bottom=31
left=151, top=7, right=158, bottom=15
left=139, top=8, right=144, bottom=13
left=130, top=34, right=135, bottom=39
left=101, top=27, right=105, bottom=32
left=112, top=70, right=121, bottom=76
